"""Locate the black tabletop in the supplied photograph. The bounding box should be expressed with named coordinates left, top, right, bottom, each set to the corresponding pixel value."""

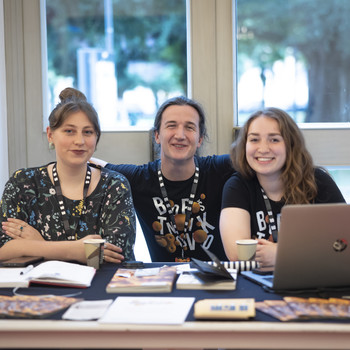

left=1, top=261, right=349, bottom=323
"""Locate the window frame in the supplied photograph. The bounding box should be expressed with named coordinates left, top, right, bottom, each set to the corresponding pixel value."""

left=3, top=0, right=350, bottom=177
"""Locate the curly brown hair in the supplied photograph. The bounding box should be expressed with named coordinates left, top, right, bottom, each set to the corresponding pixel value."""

left=231, top=107, right=318, bottom=204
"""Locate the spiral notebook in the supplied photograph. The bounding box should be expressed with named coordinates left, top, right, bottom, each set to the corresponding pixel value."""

left=241, top=203, right=350, bottom=291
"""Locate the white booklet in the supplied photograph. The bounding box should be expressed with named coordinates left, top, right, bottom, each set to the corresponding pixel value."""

left=0, top=260, right=96, bottom=288
left=99, top=296, right=195, bottom=325
left=63, top=299, right=114, bottom=320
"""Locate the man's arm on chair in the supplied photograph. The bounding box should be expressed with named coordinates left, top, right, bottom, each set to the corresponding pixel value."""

left=89, top=157, right=108, bottom=167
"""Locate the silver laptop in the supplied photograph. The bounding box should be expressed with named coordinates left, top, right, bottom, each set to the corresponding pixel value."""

left=241, top=203, right=350, bottom=291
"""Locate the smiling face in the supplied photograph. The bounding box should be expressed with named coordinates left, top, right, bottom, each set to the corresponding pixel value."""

left=245, top=116, right=287, bottom=181
left=47, top=111, right=98, bottom=168
left=154, top=105, right=203, bottom=164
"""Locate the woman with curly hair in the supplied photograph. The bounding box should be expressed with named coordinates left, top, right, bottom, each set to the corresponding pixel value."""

left=220, top=107, right=345, bottom=267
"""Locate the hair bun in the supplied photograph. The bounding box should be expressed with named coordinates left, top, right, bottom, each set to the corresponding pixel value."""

left=59, top=87, right=87, bottom=103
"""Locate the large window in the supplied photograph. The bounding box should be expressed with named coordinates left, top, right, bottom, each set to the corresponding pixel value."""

left=4, top=0, right=349, bottom=174
left=45, top=0, right=187, bottom=131
left=237, top=0, right=350, bottom=125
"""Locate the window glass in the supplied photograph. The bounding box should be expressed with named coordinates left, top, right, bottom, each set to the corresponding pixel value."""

left=45, top=0, right=187, bottom=131
left=237, top=0, right=350, bottom=125
left=327, top=167, right=350, bottom=203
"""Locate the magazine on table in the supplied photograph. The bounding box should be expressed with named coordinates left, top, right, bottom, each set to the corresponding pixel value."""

left=106, top=265, right=177, bottom=293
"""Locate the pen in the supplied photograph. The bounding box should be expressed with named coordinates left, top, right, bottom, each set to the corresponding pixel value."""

left=20, top=264, right=34, bottom=275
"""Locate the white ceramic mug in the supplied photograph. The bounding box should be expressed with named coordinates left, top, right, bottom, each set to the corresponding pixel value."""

left=236, top=239, right=258, bottom=261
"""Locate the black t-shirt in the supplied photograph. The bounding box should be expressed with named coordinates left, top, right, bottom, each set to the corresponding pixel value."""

left=221, top=168, right=346, bottom=241
left=107, top=155, right=234, bottom=261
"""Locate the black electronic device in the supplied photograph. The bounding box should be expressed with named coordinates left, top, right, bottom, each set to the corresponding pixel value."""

left=0, top=256, right=44, bottom=267
left=122, top=261, right=144, bottom=269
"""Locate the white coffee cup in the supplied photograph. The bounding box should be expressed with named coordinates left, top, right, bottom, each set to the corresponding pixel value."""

left=236, top=239, right=258, bottom=261
left=84, top=239, right=105, bottom=269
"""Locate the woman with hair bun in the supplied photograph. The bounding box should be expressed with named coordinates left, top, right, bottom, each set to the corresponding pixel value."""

left=220, top=107, right=345, bottom=267
left=0, top=88, right=136, bottom=264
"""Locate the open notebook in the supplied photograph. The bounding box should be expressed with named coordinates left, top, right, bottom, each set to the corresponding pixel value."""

left=241, top=203, right=350, bottom=291
left=0, top=260, right=96, bottom=288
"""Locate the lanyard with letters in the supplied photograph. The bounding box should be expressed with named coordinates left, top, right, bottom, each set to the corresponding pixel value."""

left=157, top=159, right=199, bottom=259
left=260, top=187, right=278, bottom=243
left=52, top=162, right=91, bottom=240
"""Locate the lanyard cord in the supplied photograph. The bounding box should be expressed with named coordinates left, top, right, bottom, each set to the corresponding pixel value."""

left=260, top=187, right=278, bottom=243
left=157, top=159, right=199, bottom=258
left=52, top=163, right=91, bottom=240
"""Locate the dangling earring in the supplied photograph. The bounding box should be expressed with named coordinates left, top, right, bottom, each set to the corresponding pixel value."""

left=49, top=142, right=55, bottom=150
